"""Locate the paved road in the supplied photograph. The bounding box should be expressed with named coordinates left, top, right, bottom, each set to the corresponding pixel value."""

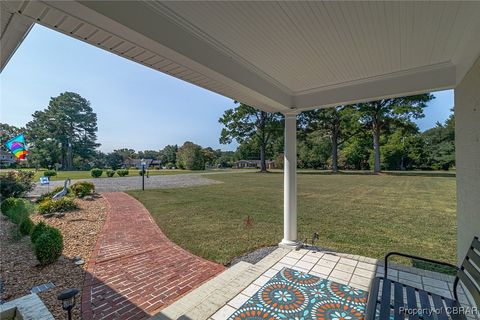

left=32, top=173, right=222, bottom=194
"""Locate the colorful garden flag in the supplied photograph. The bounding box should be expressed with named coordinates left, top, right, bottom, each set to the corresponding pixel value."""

left=4, top=134, right=29, bottom=160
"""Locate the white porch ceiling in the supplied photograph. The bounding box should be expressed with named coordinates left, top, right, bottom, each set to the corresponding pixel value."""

left=0, top=1, right=32, bottom=72
left=1, top=1, right=480, bottom=113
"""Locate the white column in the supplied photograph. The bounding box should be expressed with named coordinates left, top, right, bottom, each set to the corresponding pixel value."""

left=455, top=56, right=480, bottom=262
left=280, top=112, right=300, bottom=249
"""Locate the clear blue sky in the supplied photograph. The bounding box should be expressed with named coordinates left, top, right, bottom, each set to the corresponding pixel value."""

left=1, top=24, right=453, bottom=152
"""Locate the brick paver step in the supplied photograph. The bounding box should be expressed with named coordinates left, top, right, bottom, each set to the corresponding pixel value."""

left=82, top=192, right=225, bottom=320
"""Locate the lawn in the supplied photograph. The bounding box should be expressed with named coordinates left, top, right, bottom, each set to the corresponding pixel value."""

left=128, top=172, right=457, bottom=266
left=29, top=169, right=197, bottom=181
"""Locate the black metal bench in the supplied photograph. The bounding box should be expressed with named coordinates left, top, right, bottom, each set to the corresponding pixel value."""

left=365, top=236, right=480, bottom=320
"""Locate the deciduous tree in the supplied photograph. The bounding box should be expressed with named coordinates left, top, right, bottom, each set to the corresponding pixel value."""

left=176, top=141, right=205, bottom=170
left=159, top=145, right=178, bottom=167
left=354, top=94, right=433, bottom=173
left=219, top=103, right=282, bottom=172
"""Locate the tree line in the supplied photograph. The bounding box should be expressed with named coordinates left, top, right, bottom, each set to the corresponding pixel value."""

left=1, top=91, right=455, bottom=172
left=219, top=94, right=455, bottom=173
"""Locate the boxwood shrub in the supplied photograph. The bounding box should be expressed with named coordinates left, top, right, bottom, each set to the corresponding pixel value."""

left=38, top=198, right=78, bottom=215
left=70, top=181, right=94, bottom=198
left=34, top=227, right=63, bottom=265
left=90, top=168, right=103, bottom=178
left=19, top=216, right=34, bottom=236
left=106, top=169, right=115, bottom=177
left=116, top=169, right=129, bottom=177
left=31, top=221, right=49, bottom=243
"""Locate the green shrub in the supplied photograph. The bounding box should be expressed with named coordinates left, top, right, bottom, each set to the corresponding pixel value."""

left=116, top=169, right=129, bottom=177
left=9, top=202, right=30, bottom=224
left=1, top=197, right=18, bottom=215
left=43, top=170, right=57, bottom=177
left=19, top=216, right=34, bottom=236
left=2, top=198, right=30, bottom=224
left=35, top=186, right=72, bottom=203
left=0, top=170, right=35, bottom=199
left=31, top=221, right=49, bottom=243
left=90, top=168, right=103, bottom=178
left=70, top=181, right=94, bottom=198
left=38, top=198, right=78, bottom=215
left=11, top=226, right=23, bottom=241
left=106, top=169, right=115, bottom=177
left=34, top=227, right=63, bottom=265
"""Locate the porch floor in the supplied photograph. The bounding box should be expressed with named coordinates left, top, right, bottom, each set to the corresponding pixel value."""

left=152, top=247, right=478, bottom=320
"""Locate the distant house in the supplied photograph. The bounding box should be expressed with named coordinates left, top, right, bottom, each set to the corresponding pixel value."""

left=234, top=160, right=275, bottom=170
left=0, top=150, right=16, bottom=166
left=150, top=160, right=162, bottom=169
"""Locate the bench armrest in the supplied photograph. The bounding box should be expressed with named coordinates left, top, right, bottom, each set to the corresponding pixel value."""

left=384, top=252, right=460, bottom=299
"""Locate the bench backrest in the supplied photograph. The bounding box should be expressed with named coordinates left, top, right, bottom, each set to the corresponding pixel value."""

left=455, top=236, right=480, bottom=307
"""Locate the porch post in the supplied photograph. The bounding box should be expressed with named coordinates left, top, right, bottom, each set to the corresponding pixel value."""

left=280, top=112, right=301, bottom=249
left=454, top=56, right=480, bottom=262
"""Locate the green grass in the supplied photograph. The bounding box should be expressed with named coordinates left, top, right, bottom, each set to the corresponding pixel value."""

left=128, top=172, right=456, bottom=267
left=29, top=169, right=197, bottom=181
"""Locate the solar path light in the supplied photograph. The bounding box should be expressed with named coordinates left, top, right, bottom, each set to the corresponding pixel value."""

left=57, top=288, right=79, bottom=320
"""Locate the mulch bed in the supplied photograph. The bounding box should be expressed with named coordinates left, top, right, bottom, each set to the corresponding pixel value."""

left=0, top=196, right=106, bottom=319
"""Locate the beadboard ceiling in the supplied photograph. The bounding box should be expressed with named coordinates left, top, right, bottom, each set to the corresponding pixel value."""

left=2, top=1, right=480, bottom=112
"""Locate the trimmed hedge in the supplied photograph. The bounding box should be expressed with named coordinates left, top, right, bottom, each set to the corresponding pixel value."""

left=34, top=227, right=63, bottom=265
left=38, top=198, right=78, bottom=215
left=91, top=168, right=103, bottom=178
left=43, top=170, right=57, bottom=177
left=106, top=169, right=115, bottom=177
left=31, top=221, right=49, bottom=243
left=19, top=217, right=34, bottom=236
left=116, top=169, right=129, bottom=177
left=71, top=181, right=94, bottom=198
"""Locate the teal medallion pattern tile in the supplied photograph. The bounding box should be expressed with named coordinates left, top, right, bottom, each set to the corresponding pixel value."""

left=228, top=268, right=368, bottom=320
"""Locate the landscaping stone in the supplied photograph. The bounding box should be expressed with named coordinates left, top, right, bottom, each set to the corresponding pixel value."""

left=30, top=282, right=55, bottom=294
left=53, top=212, right=65, bottom=218
left=229, top=245, right=278, bottom=266
left=74, top=259, right=84, bottom=266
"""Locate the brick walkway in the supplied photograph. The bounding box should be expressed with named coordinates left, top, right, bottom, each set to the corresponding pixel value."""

left=82, top=192, right=225, bottom=320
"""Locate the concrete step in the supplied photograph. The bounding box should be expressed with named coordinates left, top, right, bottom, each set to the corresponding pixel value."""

left=150, top=248, right=289, bottom=320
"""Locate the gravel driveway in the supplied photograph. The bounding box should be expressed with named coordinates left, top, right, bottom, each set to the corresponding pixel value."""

left=31, top=173, right=222, bottom=194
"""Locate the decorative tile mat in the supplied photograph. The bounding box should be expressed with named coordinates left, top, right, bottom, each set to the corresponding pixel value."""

left=228, top=268, right=368, bottom=320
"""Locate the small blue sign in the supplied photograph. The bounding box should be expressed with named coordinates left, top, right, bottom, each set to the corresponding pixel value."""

left=40, top=176, right=49, bottom=185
